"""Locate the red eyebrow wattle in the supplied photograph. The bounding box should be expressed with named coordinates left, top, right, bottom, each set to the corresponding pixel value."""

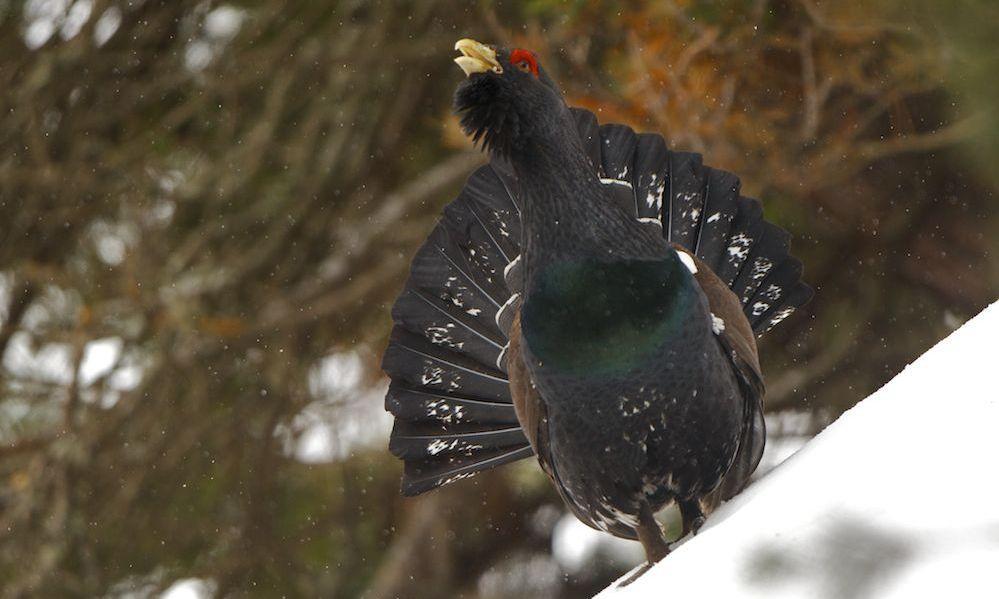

left=510, top=49, right=539, bottom=77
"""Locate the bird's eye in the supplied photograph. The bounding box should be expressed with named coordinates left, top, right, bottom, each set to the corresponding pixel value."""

left=509, top=48, right=539, bottom=77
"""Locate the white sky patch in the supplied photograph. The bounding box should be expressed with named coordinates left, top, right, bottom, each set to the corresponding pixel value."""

left=109, top=361, right=143, bottom=392
left=96, top=233, right=126, bottom=265
left=79, top=337, right=122, bottom=386
left=89, top=219, right=138, bottom=266
left=21, top=0, right=91, bottom=47
left=60, top=0, right=93, bottom=40
left=4, top=327, right=142, bottom=410
left=184, top=6, right=247, bottom=72
left=204, top=5, right=245, bottom=40
left=161, top=578, right=215, bottom=599
left=281, top=351, right=392, bottom=463
left=308, top=351, right=364, bottom=396
left=23, top=17, right=56, bottom=49
left=3, top=331, right=73, bottom=385
left=22, top=0, right=69, bottom=49
left=4, top=285, right=78, bottom=384
left=599, top=301, right=999, bottom=599
left=93, top=6, right=121, bottom=46
left=184, top=40, right=214, bottom=72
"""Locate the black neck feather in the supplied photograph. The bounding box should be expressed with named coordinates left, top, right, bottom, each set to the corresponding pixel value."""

left=509, top=110, right=668, bottom=291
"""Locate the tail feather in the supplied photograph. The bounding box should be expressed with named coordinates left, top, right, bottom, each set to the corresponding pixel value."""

left=400, top=445, right=534, bottom=496
left=385, top=382, right=520, bottom=426
left=390, top=288, right=504, bottom=368
left=729, top=222, right=791, bottom=306
left=388, top=420, right=528, bottom=461
left=404, top=231, right=500, bottom=339
left=745, top=256, right=807, bottom=333
left=758, top=278, right=813, bottom=333
left=665, top=152, right=707, bottom=248
left=632, top=134, right=670, bottom=220
left=715, top=196, right=764, bottom=286
left=383, top=156, right=530, bottom=495
left=693, top=168, right=741, bottom=268
left=445, top=190, right=514, bottom=277
left=461, top=164, right=522, bottom=250
left=599, top=123, right=638, bottom=181
left=425, top=226, right=506, bottom=309
left=382, top=328, right=510, bottom=401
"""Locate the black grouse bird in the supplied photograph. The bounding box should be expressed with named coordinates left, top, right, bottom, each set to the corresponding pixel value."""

left=381, top=39, right=813, bottom=565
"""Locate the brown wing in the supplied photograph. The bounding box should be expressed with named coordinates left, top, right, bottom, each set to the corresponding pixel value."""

left=673, top=245, right=768, bottom=511
left=673, top=243, right=763, bottom=383
left=507, top=308, right=549, bottom=470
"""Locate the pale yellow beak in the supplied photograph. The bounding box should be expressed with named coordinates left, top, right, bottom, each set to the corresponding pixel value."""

left=454, top=38, right=502, bottom=77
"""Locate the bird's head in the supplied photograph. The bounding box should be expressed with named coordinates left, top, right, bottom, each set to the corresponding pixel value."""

left=452, top=38, right=566, bottom=158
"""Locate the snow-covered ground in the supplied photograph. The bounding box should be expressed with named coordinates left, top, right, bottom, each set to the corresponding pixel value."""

left=598, top=301, right=999, bottom=599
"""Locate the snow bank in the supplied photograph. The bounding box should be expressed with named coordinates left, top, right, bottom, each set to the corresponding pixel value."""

left=598, top=301, right=999, bottom=599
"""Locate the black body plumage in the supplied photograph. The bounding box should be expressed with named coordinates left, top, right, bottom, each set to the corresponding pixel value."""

left=381, top=42, right=813, bottom=556
left=522, top=254, right=745, bottom=533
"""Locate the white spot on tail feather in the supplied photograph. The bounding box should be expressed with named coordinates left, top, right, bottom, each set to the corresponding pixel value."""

left=766, top=307, right=796, bottom=330
left=599, top=177, right=633, bottom=189
left=421, top=365, right=444, bottom=386
left=427, top=400, right=466, bottom=424
left=646, top=176, right=666, bottom=211
left=440, top=472, right=477, bottom=486
left=750, top=258, right=773, bottom=280
left=427, top=323, right=459, bottom=347
left=727, top=233, right=752, bottom=261
left=676, top=249, right=698, bottom=274
left=711, top=313, right=726, bottom=334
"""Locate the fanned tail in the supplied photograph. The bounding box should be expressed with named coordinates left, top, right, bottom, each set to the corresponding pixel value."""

left=567, top=107, right=814, bottom=333
left=382, top=165, right=532, bottom=495
left=382, top=107, right=813, bottom=495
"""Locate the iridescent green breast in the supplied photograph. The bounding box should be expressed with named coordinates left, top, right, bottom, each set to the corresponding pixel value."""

left=521, top=256, right=694, bottom=377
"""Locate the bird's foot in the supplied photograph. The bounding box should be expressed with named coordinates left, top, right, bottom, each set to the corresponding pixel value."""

left=617, top=561, right=656, bottom=587
left=679, top=499, right=707, bottom=538
left=688, top=514, right=706, bottom=536
left=635, top=501, right=671, bottom=563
